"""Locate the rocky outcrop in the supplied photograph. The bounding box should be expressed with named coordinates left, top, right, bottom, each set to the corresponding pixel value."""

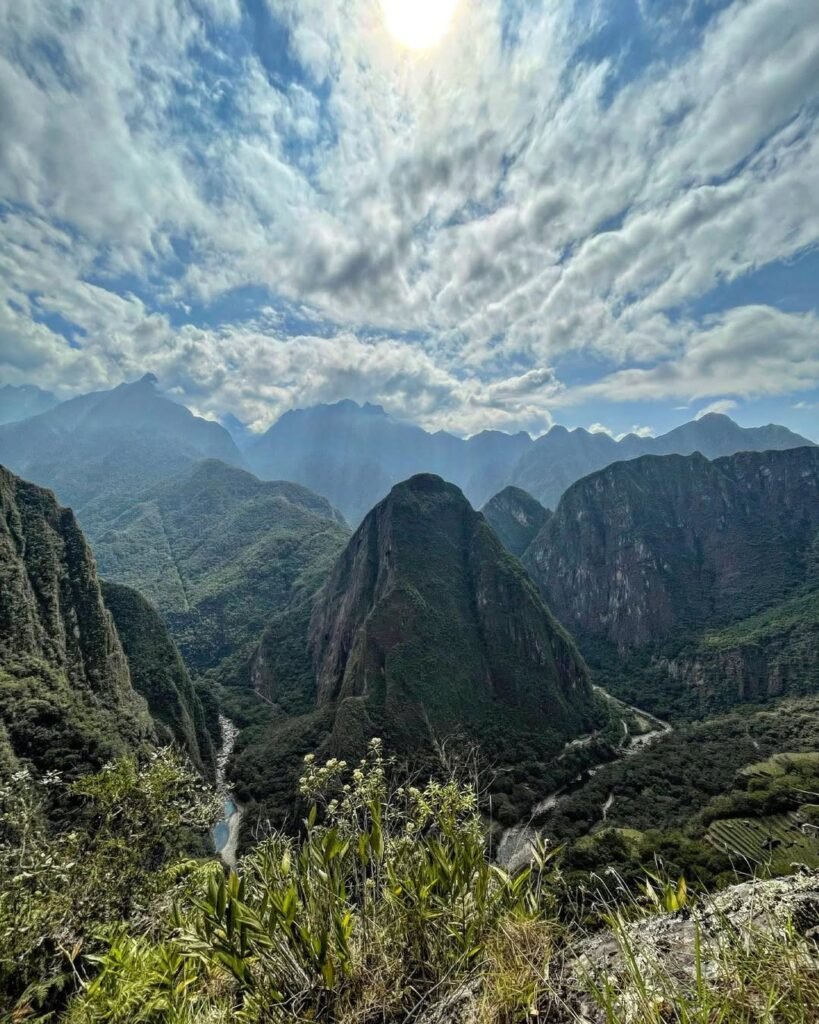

left=308, top=474, right=598, bottom=751
left=0, top=466, right=153, bottom=777
left=481, top=486, right=550, bottom=557
left=416, top=871, right=819, bottom=1024
left=565, top=871, right=819, bottom=1021
left=525, top=447, right=819, bottom=651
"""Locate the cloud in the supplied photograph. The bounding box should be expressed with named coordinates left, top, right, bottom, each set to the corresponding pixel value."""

left=0, top=0, right=818, bottom=431
left=568, top=306, right=819, bottom=405
left=695, top=399, right=739, bottom=419
left=589, top=422, right=655, bottom=440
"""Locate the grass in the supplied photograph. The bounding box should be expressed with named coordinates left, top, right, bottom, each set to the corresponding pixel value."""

left=3, top=742, right=819, bottom=1023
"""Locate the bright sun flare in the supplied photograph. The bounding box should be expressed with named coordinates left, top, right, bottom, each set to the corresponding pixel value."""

left=381, top=0, right=460, bottom=50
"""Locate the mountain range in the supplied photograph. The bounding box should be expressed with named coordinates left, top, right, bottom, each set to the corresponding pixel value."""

left=246, top=403, right=813, bottom=521
left=525, top=445, right=819, bottom=717
left=1, top=377, right=812, bottom=530
left=0, top=375, right=242, bottom=536
left=233, top=473, right=604, bottom=825
left=2, top=373, right=818, bottom=860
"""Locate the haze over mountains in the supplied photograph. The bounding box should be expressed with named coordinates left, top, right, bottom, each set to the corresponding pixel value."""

left=1, top=362, right=819, bottom=949
left=1, top=376, right=812, bottom=530
left=1, top=372, right=818, bottom=829
left=0, top=375, right=241, bottom=536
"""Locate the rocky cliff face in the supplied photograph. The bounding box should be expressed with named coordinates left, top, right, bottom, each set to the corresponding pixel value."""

left=657, top=587, right=819, bottom=710
left=525, top=447, right=819, bottom=650
left=510, top=413, right=813, bottom=511
left=0, top=466, right=153, bottom=777
left=481, top=485, right=551, bottom=557
left=308, top=474, right=597, bottom=750
left=102, top=581, right=217, bottom=777
left=1, top=465, right=133, bottom=692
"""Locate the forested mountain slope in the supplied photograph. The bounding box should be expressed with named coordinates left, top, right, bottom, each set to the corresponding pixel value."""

left=233, top=474, right=605, bottom=825
left=102, top=582, right=217, bottom=777
left=0, top=375, right=241, bottom=536
left=93, top=459, right=350, bottom=687
left=0, top=466, right=154, bottom=779
left=524, top=446, right=819, bottom=715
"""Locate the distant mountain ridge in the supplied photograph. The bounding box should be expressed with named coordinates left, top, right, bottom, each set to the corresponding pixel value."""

left=3, top=380, right=811, bottom=528
left=507, top=413, right=814, bottom=511
left=246, top=399, right=532, bottom=524
left=246, top=401, right=813, bottom=522
left=0, top=375, right=242, bottom=535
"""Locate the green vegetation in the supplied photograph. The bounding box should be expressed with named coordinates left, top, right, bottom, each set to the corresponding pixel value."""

left=4, top=743, right=819, bottom=1023
left=232, top=474, right=608, bottom=830
left=92, top=460, right=350, bottom=689
left=102, top=582, right=217, bottom=778
left=0, top=374, right=241, bottom=535
left=702, top=588, right=819, bottom=650
left=526, top=447, right=819, bottom=720
left=538, top=698, right=819, bottom=894
left=0, top=659, right=152, bottom=783
left=1, top=467, right=154, bottom=781
left=0, top=749, right=217, bottom=1017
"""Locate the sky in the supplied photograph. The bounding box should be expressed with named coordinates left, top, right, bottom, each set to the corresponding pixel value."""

left=0, top=0, right=818, bottom=440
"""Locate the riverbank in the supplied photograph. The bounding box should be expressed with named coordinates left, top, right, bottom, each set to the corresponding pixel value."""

left=212, top=714, right=242, bottom=868
left=496, top=688, right=673, bottom=869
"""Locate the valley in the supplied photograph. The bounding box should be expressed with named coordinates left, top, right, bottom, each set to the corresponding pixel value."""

left=1, top=382, right=817, bottom=1022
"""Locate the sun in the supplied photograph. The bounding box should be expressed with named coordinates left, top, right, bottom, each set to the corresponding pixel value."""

left=381, top=0, right=460, bottom=50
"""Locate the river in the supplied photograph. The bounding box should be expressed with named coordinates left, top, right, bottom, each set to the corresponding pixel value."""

left=496, top=690, right=672, bottom=870
left=211, top=714, right=242, bottom=867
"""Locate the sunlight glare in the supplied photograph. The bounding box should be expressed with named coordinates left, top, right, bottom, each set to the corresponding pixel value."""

left=381, top=0, right=460, bottom=50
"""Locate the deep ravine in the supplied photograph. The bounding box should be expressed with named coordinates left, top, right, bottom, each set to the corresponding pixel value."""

left=211, top=714, right=242, bottom=868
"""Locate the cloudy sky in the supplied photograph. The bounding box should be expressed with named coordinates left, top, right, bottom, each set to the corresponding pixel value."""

left=1, top=0, right=818, bottom=439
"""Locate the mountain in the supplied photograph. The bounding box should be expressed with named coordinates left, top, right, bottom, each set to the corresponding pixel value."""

left=92, top=459, right=349, bottom=688
left=237, top=474, right=603, bottom=824
left=246, top=401, right=812, bottom=524
left=0, top=375, right=242, bottom=536
left=524, top=446, right=819, bottom=716
left=509, top=413, right=813, bottom=510
left=0, top=383, right=59, bottom=424
left=102, top=582, right=217, bottom=777
left=246, top=400, right=531, bottom=523
left=481, top=486, right=551, bottom=556
left=0, top=465, right=153, bottom=779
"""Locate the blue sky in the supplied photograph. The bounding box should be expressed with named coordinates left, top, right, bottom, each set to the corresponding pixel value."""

left=0, top=0, right=818, bottom=439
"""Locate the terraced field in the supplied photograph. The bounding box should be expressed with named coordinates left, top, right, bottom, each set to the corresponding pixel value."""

left=705, top=812, right=819, bottom=873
